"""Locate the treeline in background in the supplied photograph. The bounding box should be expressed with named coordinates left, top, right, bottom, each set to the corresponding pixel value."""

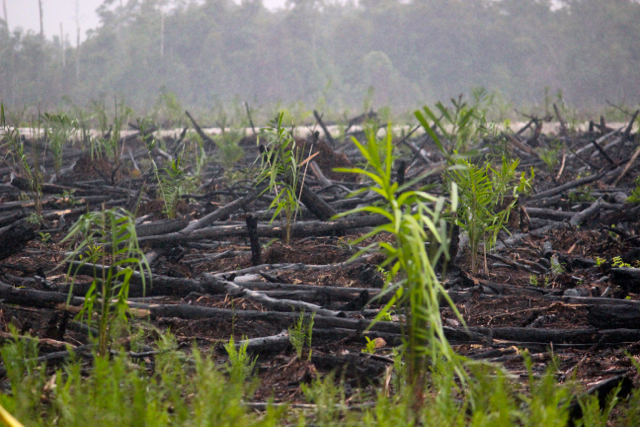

left=1, top=0, right=639, bottom=116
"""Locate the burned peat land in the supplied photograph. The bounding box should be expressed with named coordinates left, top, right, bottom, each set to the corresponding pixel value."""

left=1, top=101, right=640, bottom=426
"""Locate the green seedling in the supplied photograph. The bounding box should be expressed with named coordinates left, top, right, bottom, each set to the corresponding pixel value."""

left=334, top=124, right=464, bottom=391
left=289, top=312, right=315, bottom=360
left=551, top=258, right=565, bottom=275
left=362, top=336, right=377, bottom=354
left=26, top=212, right=43, bottom=226
left=158, top=156, right=187, bottom=219
left=568, top=185, right=594, bottom=202
left=449, top=156, right=529, bottom=274
left=59, top=189, right=81, bottom=207
left=539, top=141, right=562, bottom=173
left=257, top=112, right=305, bottom=245
left=1, top=103, right=44, bottom=221
left=144, top=128, right=187, bottom=219
left=224, top=335, right=257, bottom=385
left=43, top=112, right=78, bottom=177
left=414, top=96, right=492, bottom=154
left=62, top=208, right=150, bottom=356
left=612, top=256, right=631, bottom=268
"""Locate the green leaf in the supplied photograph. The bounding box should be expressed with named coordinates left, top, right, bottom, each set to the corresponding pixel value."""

left=415, top=109, right=446, bottom=154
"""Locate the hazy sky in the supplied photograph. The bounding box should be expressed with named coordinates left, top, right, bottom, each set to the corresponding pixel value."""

left=3, top=0, right=288, bottom=42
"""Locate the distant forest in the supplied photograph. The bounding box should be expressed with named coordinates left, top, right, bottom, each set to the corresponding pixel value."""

left=1, top=0, right=639, bottom=113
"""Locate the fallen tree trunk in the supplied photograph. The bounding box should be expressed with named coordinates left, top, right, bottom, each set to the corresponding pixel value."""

left=229, top=330, right=291, bottom=355
left=138, top=214, right=388, bottom=247
left=0, top=218, right=37, bottom=262
left=61, top=262, right=640, bottom=314
left=181, top=185, right=266, bottom=233
left=524, top=207, right=574, bottom=221
left=7, top=280, right=640, bottom=347
left=588, top=304, right=640, bottom=329
left=201, top=273, right=341, bottom=316
left=141, top=303, right=404, bottom=334
left=470, top=325, right=640, bottom=344
left=65, top=261, right=340, bottom=316
left=144, top=303, right=491, bottom=343
left=610, top=267, right=640, bottom=293
left=569, top=198, right=603, bottom=227
left=527, top=171, right=606, bottom=201
left=63, top=261, right=203, bottom=297
left=136, top=218, right=189, bottom=237
left=10, top=176, right=93, bottom=196
left=297, top=181, right=338, bottom=221
left=0, top=280, right=84, bottom=308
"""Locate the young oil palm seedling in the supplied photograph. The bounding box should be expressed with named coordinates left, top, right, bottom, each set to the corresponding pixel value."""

left=214, top=129, right=245, bottom=169
left=88, top=100, right=110, bottom=159
left=416, top=105, right=532, bottom=275
left=1, top=104, right=44, bottom=222
left=257, top=112, right=304, bottom=245
left=448, top=156, right=532, bottom=274
left=188, top=132, right=209, bottom=178
left=143, top=129, right=188, bottom=219
left=416, top=96, right=492, bottom=154
left=104, top=99, right=132, bottom=165
left=334, top=126, right=465, bottom=393
left=62, top=208, right=150, bottom=356
left=43, top=112, right=78, bottom=177
left=157, top=156, right=187, bottom=219
left=224, top=336, right=257, bottom=385
left=289, top=312, right=315, bottom=360
left=539, top=140, right=562, bottom=174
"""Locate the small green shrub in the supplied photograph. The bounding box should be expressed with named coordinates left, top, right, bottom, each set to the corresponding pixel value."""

left=185, top=131, right=209, bottom=178
left=153, top=90, right=183, bottom=128
left=157, top=156, right=187, bottom=219
left=449, top=156, right=530, bottom=274
left=289, top=312, right=315, bottom=360
left=415, top=96, right=492, bottom=153
left=224, top=336, right=257, bottom=385
left=144, top=131, right=188, bottom=219
left=361, top=336, right=377, bottom=354
left=538, top=141, right=562, bottom=173
left=612, top=256, right=631, bottom=268
left=214, top=131, right=245, bottom=169
left=257, top=112, right=304, bottom=245
left=334, top=125, right=463, bottom=388
left=103, top=100, right=132, bottom=164
left=1, top=103, right=44, bottom=220
left=62, top=208, right=150, bottom=356
left=568, top=185, right=595, bottom=202
left=551, top=258, right=566, bottom=275
left=43, top=112, right=78, bottom=177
